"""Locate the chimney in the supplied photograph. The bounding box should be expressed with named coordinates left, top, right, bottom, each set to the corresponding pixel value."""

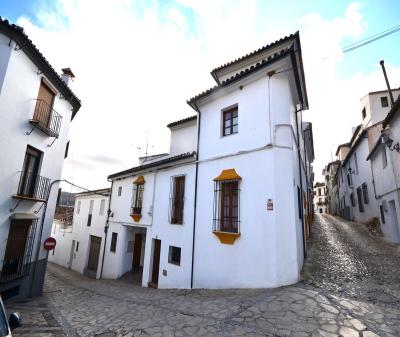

left=61, top=68, right=75, bottom=86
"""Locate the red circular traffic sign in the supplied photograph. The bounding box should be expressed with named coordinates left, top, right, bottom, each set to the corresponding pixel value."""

left=43, top=237, right=56, bottom=251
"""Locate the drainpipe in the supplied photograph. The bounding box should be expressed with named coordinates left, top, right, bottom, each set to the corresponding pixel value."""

left=100, top=179, right=113, bottom=279
left=295, top=107, right=306, bottom=259
left=29, top=179, right=64, bottom=297
left=380, top=60, right=395, bottom=107
left=190, top=106, right=201, bottom=289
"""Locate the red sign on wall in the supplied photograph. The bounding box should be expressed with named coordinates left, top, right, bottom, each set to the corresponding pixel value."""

left=43, top=237, right=57, bottom=251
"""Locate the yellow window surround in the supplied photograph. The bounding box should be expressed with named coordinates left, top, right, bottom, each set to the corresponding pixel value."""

left=213, top=168, right=242, bottom=181
left=133, top=175, right=145, bottom=185
left=213, top=231, right=241, bottom=244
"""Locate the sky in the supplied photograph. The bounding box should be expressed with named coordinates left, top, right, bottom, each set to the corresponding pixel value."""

left=1, top=0, right=400, bottom=191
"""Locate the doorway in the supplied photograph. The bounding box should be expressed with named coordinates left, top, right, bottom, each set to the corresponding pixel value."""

left=69, top=240, right=75, bottom=270
left=86, top=235, right=101, bottom=278
left=132, top=233, right=143, bottom=268
left=150, top=239, right=161, bottom=288
left=388, top=200, right=400, bottom=242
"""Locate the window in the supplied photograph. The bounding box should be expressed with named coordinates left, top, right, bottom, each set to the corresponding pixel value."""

left=170, top=176, right=185, bottom=224
left=131, top=176, right=145, bottom=220
left=222, top=106, right=238, bottom=136
left=100, top=199, right=106, bottom=216
left=350, top=193, right=356, bottom=207
left=356, top=187, right=364, bottom=212
left=361, top=107, right=366, bottom=119
left=76, top=242, right=79, bottom=252
left=381, top=96, right=389, bottom=108
left=319, top=208, right=322, bottom=214
left=319, top=198, right=322, bottom=203
left=347, top=173, right=353, bottom=187
left=354, top=153, right=358, bottom=174
left=76, top=200, right=81, bottom=214
left=64, top=141, right=70, bottom=159
left=382, top=147, right=387, bottom=169
left=19, top=146, right=42, bottom=198
left=213, top=170, right=241, bottom=233
left=110, top=232, right=118, bottom=252
left=380, top=205, right=386, bottom=224
left=318, top=188, right=321, bottom=196
left=297, top=186, right=303, bottom=219
left=168, top=246, right=181, bottom=265
left=118, top=186, right=122, bottom=196
left=87, top=200, right=94, bottom=226
left=362, top=183, right=369, bottom=204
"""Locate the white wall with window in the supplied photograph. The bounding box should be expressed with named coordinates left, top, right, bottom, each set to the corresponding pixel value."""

left=49, top=190, right=109, bottom=279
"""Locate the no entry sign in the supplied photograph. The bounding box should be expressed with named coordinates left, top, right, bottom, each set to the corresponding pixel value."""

left=43, top=237, right=56, bottom=251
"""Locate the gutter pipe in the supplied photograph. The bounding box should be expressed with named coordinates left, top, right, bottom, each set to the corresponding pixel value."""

left=100, top=179, right=113, bottom=279
left=190, top=105, right=201, bottom=289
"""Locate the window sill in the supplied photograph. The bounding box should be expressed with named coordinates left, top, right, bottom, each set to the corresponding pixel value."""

left=212, top=231, right=240, bottom=245
left=168, top=262, right=181, bottom=266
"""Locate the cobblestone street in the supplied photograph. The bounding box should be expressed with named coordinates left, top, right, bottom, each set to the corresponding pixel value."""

left=8, top=214, right=400, bottom=337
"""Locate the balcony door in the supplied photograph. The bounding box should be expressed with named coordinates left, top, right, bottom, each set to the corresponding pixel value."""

left=36, top=80, right=55, bottom=126
left=20, top=146, right=42, bottom=197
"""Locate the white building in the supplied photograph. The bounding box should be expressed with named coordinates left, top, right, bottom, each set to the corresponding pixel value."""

left=313, top=182, right=328, bottom=214
left=49, top=189, right=110, bottom=278
left=105, top=31, right=314, bottom=289
left=367, top=95, right=400, bottom=243
left=335, top=89, right=400, bottom=238
left=322, top=160, right=340, bottom=215
left=0, top=18, right=81, bottom=301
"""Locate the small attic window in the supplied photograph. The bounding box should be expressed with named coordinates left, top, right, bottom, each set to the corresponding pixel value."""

left=361, top=107, right=366, bottom=120
left=381, top=96, right=389, bottom=108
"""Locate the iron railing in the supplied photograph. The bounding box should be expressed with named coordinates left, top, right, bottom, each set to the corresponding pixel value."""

left=213, top=180, right=240, bottom=233
left=0, top=220, right=37, bottom=283
left=130, top=206, right=142, bottom=216
left=16, top=170, right=50, bottom=201
left=30, top=99, right=62, bottom=137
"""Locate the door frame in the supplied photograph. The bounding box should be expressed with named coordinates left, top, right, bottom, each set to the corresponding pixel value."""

left=149, top=239, right=161, bottom=288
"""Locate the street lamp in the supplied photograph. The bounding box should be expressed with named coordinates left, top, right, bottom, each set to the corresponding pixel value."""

left=382, top=134, right=400, bottom=152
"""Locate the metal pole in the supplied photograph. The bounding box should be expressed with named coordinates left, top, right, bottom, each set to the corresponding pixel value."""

left=380, top=60, right=395, bottom=107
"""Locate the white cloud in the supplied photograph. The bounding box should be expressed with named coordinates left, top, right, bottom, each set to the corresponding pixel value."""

left=15, top=1, right=400, bottom=189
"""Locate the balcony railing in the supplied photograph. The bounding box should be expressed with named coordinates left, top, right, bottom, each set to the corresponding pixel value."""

left=13, top=170, right=51, bottom=202
left=29, top=99, right=62, bottom=138
left=130, top=206, right=142, bottom=215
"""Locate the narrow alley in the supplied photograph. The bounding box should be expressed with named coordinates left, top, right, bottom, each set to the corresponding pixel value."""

left=8, top=214, right=400, bottom=337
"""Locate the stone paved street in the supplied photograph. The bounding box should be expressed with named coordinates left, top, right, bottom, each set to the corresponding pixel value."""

left=8, top=214, right=400, bottom=337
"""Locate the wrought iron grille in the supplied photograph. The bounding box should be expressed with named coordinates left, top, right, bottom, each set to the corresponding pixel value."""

left=0, top=220, right=38, bottom=283
left=213, top=180, right=240, bottom=233
left=169, top=175, right=185, bottom=224
left=31, top=99, right=62, bottom=137
left=17, top=170, right=50, bottom=201
left=130, top=184, right=144, bottom=215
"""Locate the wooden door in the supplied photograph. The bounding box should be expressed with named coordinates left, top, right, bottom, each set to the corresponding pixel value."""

left=3, top=220, right=31, bottom=276
left=20, top=147, right=41, bottom=197
left=151, top=239, right=161, bottom=287
left=87, top=236, right=101, bottom=272
left=36, top=81, right=55, bottom=125
left=69, top=240, right=75, bottom=270
left=132, top=233, right=142, bottom=268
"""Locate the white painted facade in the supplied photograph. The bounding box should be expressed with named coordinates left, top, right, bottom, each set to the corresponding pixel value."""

left=368, top=97, right=400, bottom=243
left=106, top=32, right=314, bottom=289
left=313, top=183, right=328, bottom=214
left=0, top=19, right=80, bottom=300
left=49, top=190, right=109, bottom=279
left=334, top=90, right=400, bottom=244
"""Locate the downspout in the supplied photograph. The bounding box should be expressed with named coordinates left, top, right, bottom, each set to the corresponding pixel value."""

left=190, top=105, right=201, bottom=289
left=100, top=179, right=113, bottom=279
left=295, top=107, right=306, bottom=258
left=30, top=179, right=64, bottom=297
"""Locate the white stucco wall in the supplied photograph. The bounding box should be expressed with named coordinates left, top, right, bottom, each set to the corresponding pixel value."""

left=0, top=34, right=75, bottom=271
left=49, top=194, right=109, bottom=279
left=169, top=121, right=197, bottom=156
